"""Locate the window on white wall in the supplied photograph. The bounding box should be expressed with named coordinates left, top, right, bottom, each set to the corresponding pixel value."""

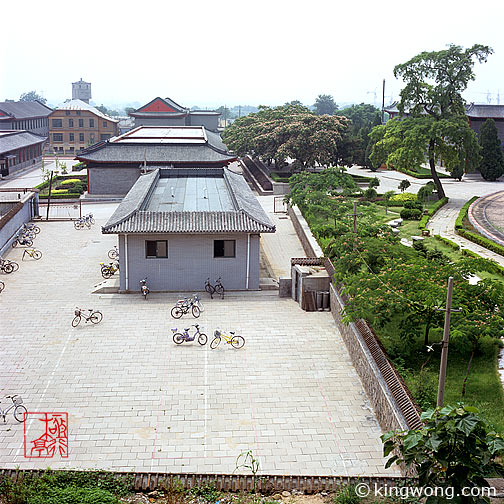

left=214, top=240, right=235, bottom=258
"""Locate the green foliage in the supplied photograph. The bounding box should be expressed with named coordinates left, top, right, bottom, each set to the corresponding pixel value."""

left=313, top=94, right=337, bottom=115
left=234, top=450, right=261, bottom=493
left=418, top=197, right=449, bottom=229
left=19, top=91, right=46, bottom=104
left=60, top=178, right=81, bottom=185
left=455, top=196, right=479, bottom=229
left=368, top=176, right=380, bottom=189
left=363, top=187, right=377, bottom=201
left=434, top=235, right=460, bottom=250
left=478, top=118, right=504, bottom=181
left=332, top=483, right=363, bottom=504
left=371, top=44, right=492, bottom=199
left=222, top=104, right=353, bottom=169
left=398, top=179, right=411, bottom=192
left=404, top=200, right=423, bottom=210
left=458, top=228, right=504, bottom=258
left=382, top=404, right=504, bottom=502
left=190, top=482, right=221, bottom=503
left=390, top=192, right=416, bottom=202
left=417, top=183, right=434, bottom=203
left=0, top=470, right=132, bottom=504
left=400, top=208, right=422, bottom=220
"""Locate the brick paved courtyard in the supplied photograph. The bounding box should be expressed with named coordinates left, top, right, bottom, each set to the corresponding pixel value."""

left=0, top=213, right=399, bottom=476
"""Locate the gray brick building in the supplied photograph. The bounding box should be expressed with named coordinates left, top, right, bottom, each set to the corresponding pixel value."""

left=77, top=126, right=236, bottom=196
left=102, top=168, right=275, bottom=292
left=0, top=100, right=52, bottom=138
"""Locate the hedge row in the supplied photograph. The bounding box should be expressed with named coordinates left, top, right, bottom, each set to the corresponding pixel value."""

left=457, top=228, right=504, bottom=258
left=455, top=196, right=479, bottom=230
left=418, top=197, right=449, bottom=230
left=35, top=175, right=87, bottom=191
left=433, top=235, right=460, bottom=250
left=460, top=248, right=504, bottom=277
left=39, top=193, right=81, bottom=200
left=398, top=168, right=450, bottom=179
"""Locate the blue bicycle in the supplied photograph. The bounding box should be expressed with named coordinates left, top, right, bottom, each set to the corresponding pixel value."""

left=171, top=324, right=207, bottom=345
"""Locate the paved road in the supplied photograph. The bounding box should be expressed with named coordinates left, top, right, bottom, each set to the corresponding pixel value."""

left=0, top=208, right=398, bottom=476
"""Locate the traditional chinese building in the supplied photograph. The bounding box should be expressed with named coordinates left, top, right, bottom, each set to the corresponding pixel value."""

left=0, top=100, right=52, bottom=138
left=129, top=97, right=220, bottom=132
left=102, top=167, right=275, bottom=292
left=0, top=130, right=46, bottom=177
left=76, top=125, right=236, bottom=196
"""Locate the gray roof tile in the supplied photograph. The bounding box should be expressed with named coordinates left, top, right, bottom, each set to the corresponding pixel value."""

left=0, top=100, right=53, bottom=119
left=0, top=131, right=47, bottom=154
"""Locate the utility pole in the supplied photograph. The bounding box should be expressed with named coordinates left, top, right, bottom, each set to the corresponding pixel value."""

left=46, top=171, right=54, bottom=221
left=436, top=277, right=462, bottom=407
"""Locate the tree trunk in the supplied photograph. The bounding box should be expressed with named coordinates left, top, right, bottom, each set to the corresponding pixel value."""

left=428, top=139, right=446, bottom=199
left=424, top=316, right=432, bottom=347
left=461, top=350, right=475, bottom=397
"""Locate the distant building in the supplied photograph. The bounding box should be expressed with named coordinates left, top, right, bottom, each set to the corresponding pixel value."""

left=0, top=130, right=46, bottom=177
left=130, top=97, right=220, bottom=132
left=0, top=100, right=52, bottom=137
left=72, top=78, right=92, bottom=104
left=102, top=167, right=275, bottom=292
left=49, top=99, right=119, bottom=155
left=76, top=125, right=236, bottom=196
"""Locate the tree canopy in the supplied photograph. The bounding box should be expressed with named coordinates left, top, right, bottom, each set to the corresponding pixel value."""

left=19, top=91, right=46, bottom=104
left=313, top=94, right=337, bottom=115
left=221, top=104, right=352, bottom=169
left=369, top=44, right=493, bottom=197
left=478, top=118, right=504, bottom=181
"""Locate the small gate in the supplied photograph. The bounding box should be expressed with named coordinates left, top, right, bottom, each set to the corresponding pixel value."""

left=273, top=195, right=287, bottom=213
left=39, top=200, right=82, bottom=220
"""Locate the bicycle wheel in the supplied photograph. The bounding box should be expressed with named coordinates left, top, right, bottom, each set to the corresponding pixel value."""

left=26, top=239, right=33, bottom=247
left=90, top=311, right=103, bottom=324
left=33, top=250, right=42, bottom=260
left=210, top=336, right=221, bottom=349
left=12, top=240, right=18, bottom=248
left=171, top=306, right=183, bottom=319
left=231, top=336, right=245, bottom=349
left=192, top=305, right=200, bottom=318
left=101, top=269, right=112, bottom=279
left=90, top=217, right=95, bottom=224
left=32, top=225, right=41, bottom=234
left=196, top=300, right=204, bottom=312
left=3, top=263, right=14, bottom=274
left=74, top=221, right=82, bottom=230
left=108, top=249, right=118, bottom=260
left=198, top=333, right=208, bottom=345
left=173, top=333, right=184, bottom=345
left=0, top=281, right=4, bottom=293
left=71, top=315, right=81, bottom=327
left=216, top=285, right=225, bottom=299
left=8, top=261, right=19, bottom=272
left=14, top=405, right=28, bottom=423
left=205, top=284, right=214, bottom=299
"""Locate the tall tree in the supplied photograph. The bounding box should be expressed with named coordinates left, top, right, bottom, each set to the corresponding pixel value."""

left=370, top=44, right=493, bottom=199
left=313, top=94, right=337, bottom=115
left=19, top=91, right=46, bottom=104
left=478, top=118, right=504, bottom=181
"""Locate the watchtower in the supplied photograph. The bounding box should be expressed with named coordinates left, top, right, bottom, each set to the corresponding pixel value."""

left=72, top=78, right=92, bottom=103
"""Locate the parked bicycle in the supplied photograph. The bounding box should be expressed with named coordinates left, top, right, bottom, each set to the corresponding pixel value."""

left=140, top=278, right=150, bottom=300
left=204, top=277, right=225, bottom=299
left=108, top=245, right=119, bottom=260
left=100, top=261, right=119, bottom=279
left=72, top=307, right=103, bottom=327
left=74, top=217, right=91, bottom=230
left=0, top=258, right=18, bottom=274
left=0, top=395, right=27, bottom=423
left=12, top=235, right=33, bottom=248
left=171, top=324, right=208, bottom=345
left=22, top=248, right=42, bottom=260
left=22, top=223, right=40, bottom=234
left=171, top=294, right=202, bottom=318
left=210, top=329, right=245, bottom=349
left=175, top=293, right=204, bottom=312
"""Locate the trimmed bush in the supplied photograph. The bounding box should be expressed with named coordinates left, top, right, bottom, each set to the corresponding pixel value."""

left=404, top=200, right=423, bottom=210
left=400, top=208, right=422, bottom=220
left=418, top=196, right=449, bottom=230
left=457, top=228, right=504, bottom=258
left=390, top=192, right=417, bottom=202
left=39, top=193, right=81, bottom=199
left=433, top=235, right=460, bottom=250
left=455, top=196, right=479, bottom=229
left=61, top=178, right=81, bottom=185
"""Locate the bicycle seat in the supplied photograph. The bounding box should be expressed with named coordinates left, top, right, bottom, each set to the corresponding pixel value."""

left=230, top=331, right=235, bottom=335
left=184, top=328, right=190, bottom=332
left=171, top=328, right=177, bottom=332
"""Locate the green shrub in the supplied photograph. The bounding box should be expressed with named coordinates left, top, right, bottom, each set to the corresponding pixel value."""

left=404, top=200, right=423, bottom=210
left=39, top=193, right=81, bottom=199
left=418, top=196, right=449, bottom=230
left=418, top=214, right=430, bottom=229
left=390, top=192, right=417, bottom=202
left=60, top=178, right=81, bottom=185
left=458, top=228, right=504, bottom=257
left=50, top=189, right=70, bottom=195
left=363, top=187, right=377, bottom=200
left=333, top=483, right=362, bottom=504
left=433, top=235, right=460, bottom=250
left=455, top=196, right=479, bottom=229
left=400, top=208, right=422, bottom=220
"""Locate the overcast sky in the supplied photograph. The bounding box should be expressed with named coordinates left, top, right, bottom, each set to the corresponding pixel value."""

left=1, top=0, right=503, bottom=110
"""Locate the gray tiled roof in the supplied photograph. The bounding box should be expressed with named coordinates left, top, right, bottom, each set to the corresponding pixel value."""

left=0, top=100, right=53, bottom=119
left=77, top=143, right=235, bottom=164
left=55, top=99, right=119, bottom=123
left=102, top=168, right=275, bottom=235
left=0, top=131, right=47, bottom=154
left=466, top=103, right=504, bottom=119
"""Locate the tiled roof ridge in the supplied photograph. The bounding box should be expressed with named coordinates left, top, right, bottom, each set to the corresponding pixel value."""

left=102, top=169, right=159, bottom=231
left=56, top=99, right=119, bottom=123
